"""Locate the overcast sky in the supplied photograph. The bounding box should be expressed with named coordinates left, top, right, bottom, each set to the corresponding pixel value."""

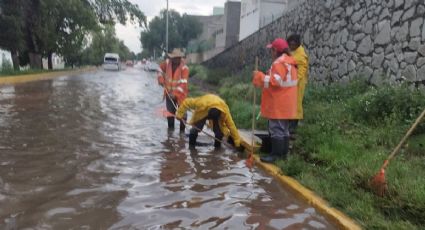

left=115, top=0, right=233, bottom=53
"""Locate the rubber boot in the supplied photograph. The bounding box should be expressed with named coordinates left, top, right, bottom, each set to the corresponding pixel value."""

left=167, top=117, right=175, bottom=129
left=260, top=138, right=284, bottom=163
left=189, top=133, right=197, bottom=147
left=214, top=139, right=221, bottom=148
left=179, top=121, right=185, bottom=133
left=281, top=137, right=289, bottom=160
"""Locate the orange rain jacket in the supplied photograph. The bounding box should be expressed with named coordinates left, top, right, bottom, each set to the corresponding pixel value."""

left=158, top=59, right=189, bottom=104
left=252, top=54, right=298, bottom=120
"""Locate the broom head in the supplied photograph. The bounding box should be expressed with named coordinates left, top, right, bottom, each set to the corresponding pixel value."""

left=369, top=168, right=388, bottom=197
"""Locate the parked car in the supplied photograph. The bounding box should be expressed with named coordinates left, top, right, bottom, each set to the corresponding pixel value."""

left=125, top=60, right=134, bottom=67
left=143, top=61, right=160, bottom=72
left=103, top=53, right=121, bottom=71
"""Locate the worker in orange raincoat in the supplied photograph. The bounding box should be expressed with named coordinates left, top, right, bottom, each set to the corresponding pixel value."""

left=176, top=94, right=242, bottom=149
left=157, top=48, right=189, bottom=132
left=252, top=38, right=298, bottom=162
left=287, top=34, right=309, bottom=139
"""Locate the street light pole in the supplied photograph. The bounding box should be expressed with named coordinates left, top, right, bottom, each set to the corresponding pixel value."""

left=166, top=0, right=169, bottom=54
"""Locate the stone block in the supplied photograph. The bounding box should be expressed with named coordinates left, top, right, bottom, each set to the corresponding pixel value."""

left=348, top=60, right=356, bottom=72
left=402, top=6, right=416, bottom=21
left=404, top=0, right=414, bottom=9
left=357, top=35, right=373, bottom=55
left=339, top=60, right=348, bottom=76
left=372, top=52, right=385, bottom=68
left=394, top=0, right=404, bottom=9
left=391, top=10, right=403, bottom=25
left=346, top=6, right=354, bottom=16
left=390, top=57, right=399, bottom=73
left=379, top=8, right=390, bottom=20
left=417, top=65, right=425, bottom=80
left=394, top=21, right=409, bottom=41
left=364, top=20, right=374, bottom=34
left=401, top=65, right=416, bottom=81
left=417, top=57, right=425, bottom=67
left=345, top=41, right=357, bottom=51
left=404, top=52, right=418, bottom=64
left=375, top=20, right=391, bottom=45
left=410, top=18, right=423, bottom=37
left=419, top=45, right=425, bottom=56
left=351, top=10, right=364, bottom=24
left=418, top=5, right=425, bottom=15
left=363, top=66, right=374, bottom=79
left=408, top=37, right=421, bottom=50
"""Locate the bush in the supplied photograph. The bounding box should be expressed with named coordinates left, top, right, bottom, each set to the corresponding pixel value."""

left=206, top=68, right=230, bottom=86
left=347, top=85, right=425, bottom=127
left=188, top=64, right=208, bottom=80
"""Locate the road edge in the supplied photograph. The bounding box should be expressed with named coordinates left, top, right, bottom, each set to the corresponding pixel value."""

left=0, top=67, right=97, bottom=86
left=239, top=131, right=362, bottom=230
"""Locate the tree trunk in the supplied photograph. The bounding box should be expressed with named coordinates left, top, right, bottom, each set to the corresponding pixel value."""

left=11, top=50, right=20, bottom=70
left=48, top=52, right=53, bottom=70
left=29, top=52, right=42, bottom=69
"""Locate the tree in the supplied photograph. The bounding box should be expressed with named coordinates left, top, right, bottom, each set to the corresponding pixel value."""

left=0, top=0, right=25, bottom=70
left=80, top=25, right=133, bottom=66
left=140, top=10, right=202, bottom=56
left=0, top=0, right=146, bottom=69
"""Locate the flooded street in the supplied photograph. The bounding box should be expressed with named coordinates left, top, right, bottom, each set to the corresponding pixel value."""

left=0, top=68, right=336, bottom=229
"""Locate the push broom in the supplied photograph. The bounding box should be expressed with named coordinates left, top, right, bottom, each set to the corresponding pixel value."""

left=369, top=108, right=425, bottom=196
left=161, top=87, right=234, bottom=149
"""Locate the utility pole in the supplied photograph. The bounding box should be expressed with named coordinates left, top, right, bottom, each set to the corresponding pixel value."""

left=166, top=0, right=169, bottom=53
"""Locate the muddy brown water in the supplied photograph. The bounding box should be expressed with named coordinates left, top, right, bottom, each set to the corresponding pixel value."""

left=0, top=68, right=336, bottom=229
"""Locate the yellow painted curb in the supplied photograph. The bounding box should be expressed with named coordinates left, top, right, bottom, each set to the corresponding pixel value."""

left=239, top=131, right=362, bottom=230
left=0, top=67, right=97, bottom=86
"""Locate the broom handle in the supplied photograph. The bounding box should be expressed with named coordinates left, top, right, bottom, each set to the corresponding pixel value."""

left=252, top=57, right=259, bottom=152
left=383, top=108, right=425, bottom=169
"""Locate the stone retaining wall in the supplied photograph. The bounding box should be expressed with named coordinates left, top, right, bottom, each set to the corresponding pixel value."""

left=204, top=0, right=425, bottom=86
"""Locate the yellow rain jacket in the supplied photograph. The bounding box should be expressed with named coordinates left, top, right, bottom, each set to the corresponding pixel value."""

left=176, top=94, right=241, bottom=147
left=292, top=45, right=309, bottom=119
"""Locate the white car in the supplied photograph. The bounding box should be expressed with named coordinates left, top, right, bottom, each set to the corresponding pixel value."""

left=144, top=61, right=160, bottom=72
left=103, top=53, right=121, bottom=71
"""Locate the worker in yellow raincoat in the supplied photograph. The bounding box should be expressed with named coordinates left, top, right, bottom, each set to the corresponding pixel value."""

left=287, top=34, right=309, bottom=138
left=176, top=94, right=242, bottom=149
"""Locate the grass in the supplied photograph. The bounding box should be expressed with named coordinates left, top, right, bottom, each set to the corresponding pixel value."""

left=0, top=68, right=72, bottom=77
left=189, top=64, right=425, bottom=229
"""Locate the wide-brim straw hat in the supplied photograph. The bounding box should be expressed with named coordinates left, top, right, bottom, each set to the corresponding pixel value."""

left=168, top=48, right=185, bottom=58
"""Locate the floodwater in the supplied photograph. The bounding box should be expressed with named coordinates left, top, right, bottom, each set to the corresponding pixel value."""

left=0, top=67, right=336, bottom=229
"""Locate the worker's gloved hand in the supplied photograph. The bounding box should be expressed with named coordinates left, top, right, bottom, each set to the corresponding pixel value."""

left=157, top=76, right=165, bottom=86
left=175, top=114, right=183, bottom=121
left=252, top=71, right=264, bottom=88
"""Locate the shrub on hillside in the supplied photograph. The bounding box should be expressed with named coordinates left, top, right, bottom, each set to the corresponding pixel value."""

left=347, top=85, right=425, bottom=129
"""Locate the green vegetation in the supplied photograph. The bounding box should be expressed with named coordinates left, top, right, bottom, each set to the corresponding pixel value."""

left=140, top=10, right=202, bottom=57
left=190, top=64, right=425, bottom=229
left=0, top=0, right=145, bottom=69
left=80, top=25, right=134, bottom=66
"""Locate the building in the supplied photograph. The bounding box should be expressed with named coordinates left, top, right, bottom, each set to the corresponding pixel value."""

left=42, top=54, right=65, bottom=70
left=215, top=1, right=241, bottom=49
left=0, top=49, right=12, bottom=69
left=239, top=0, right=289, bottom=41
left=186, top=1, right=241, bottom=64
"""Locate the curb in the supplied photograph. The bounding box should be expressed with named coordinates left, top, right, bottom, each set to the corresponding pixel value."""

left=239, top=131, right=362, bottom=230
left=0, top=67, right=97, bottom=86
